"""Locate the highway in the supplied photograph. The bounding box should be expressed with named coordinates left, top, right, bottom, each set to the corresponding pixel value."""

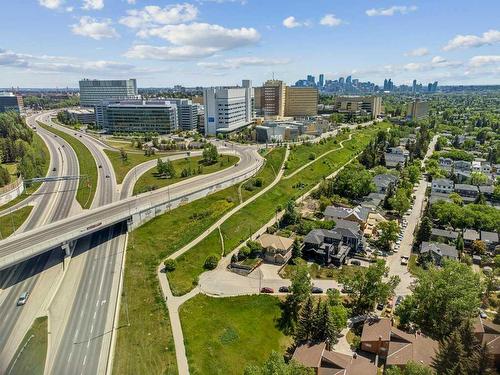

left=0, top=144, right=263, bottom=270
left=0, top=112, right=80, bottom=371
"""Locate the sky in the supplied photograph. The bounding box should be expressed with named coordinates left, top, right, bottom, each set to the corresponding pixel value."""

left=0, top=0, right=499, bottom=88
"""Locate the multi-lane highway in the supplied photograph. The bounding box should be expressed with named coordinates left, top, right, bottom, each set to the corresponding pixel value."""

left=0, top=112, right=81, bottom=371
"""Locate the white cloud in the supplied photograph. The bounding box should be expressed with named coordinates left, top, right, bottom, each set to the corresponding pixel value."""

left=404, top=47, right=429, bottom=57
left=283, top=16, right=303, bottom=28
left=39, top=0, right=64, bottom=9
left=124, top=45, right=220, bottom=60
left=366, top=5, right=417, bottom=17
left=443, top=29, right=500, bottom=51
left=119, top=4, right=198, bottom=29
left=126, top=0, right=136, bottom=3
left=403, top=56, right=461, bottom=71
left=71, top=17, right=119, bottom=40
left=82, top=0, right=104, bottom=10
left=320, top=14, right=342, bottom=27
left=469, top=55, right=500, bottom=67
left=197, top=56, right=291, bottom=70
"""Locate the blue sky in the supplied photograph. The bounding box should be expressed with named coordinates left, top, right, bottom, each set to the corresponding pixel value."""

left=1, top=0, right=499, bottom=88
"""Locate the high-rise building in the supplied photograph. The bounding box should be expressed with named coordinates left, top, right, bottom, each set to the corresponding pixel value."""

left=318, top=74, right=325, bottom=88
left=256, top=79, right=286, bottom=117
left=284, top=87, right=318, bottom=117
left=164, top=98, right=199, bottom=131
left=102, top=100, right=178, bottom=134
left=203, top=80, right=254, bottom=136
left=346, top=76, right=352, bottom=86
left=412, top=80, right=417, bottom=93
left=333, top=96, right=382, bottom=119
left=0, top=92, right=23, bottom=113
left=407, top=100, right=429, bottom=120
left=79, top=79, right=138, bottom=107
left=306, top=75, right=316, bottom=86
left=339, top=77, right=345, bottom=85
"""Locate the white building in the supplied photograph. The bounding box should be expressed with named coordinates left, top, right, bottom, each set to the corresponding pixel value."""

left=203, top=80, right=254, bottom=136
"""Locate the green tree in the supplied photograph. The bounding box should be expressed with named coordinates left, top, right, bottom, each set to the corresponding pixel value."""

left=295, top=297, right=315, bottom=343
left=244, top=351, right=313, bottom=375
left=456, top=235, right=464, bottom=252
left=389, top=188, right=411, bottom=216
left=339, top=259, right=400, bottom=314
left=432, top=329, right=468, bottom=375
left=386, top=361, right=434, bottom=375
left=163, top=259, right=176, bottom=272
left=203, top=254, right=219, bottom=270
left=470, top=172, right=488, bottom=185
left=202, top=143, right=219, bottom=165
left=471, top=240, right=486, bottom=255
left=396, top=261, right=482, bottom=338
left=281, top=200, right=300, bottom=227
left=120, top=147, right=128, bottom=162
left=292, top=238, right=302, bottom=260
left=376, top=220, right=399, bottom=251
left=282, top=265, right=312, bottom=332
left=331, top=163, right=375, bottom=199
left=0, top=165, right=11, bottom=187
left=416, top=216, right=432, bottom=244
left=449, top=192, right=463, bottom=206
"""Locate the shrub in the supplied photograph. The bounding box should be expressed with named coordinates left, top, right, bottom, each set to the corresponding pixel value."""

left=164, top=259, right=176, bottom=272
left=254, top=177, right=263, bottom=187
left=204, top=254, right=220, bottom=270
left=308, top=153, right=316, bottom=160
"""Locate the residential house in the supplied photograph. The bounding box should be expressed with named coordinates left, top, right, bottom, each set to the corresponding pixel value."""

left=373, top=174, right=398, bottom=194
left=385, top=146, right=409, bottom=168
left=420, top=241, right=459, bottom=265
left=364, top=212, right=388, bottom=237
left=258, top=233, right=294, bottom=265
left=361, top=318, right=438, bottom=370
left=430, top=228, right=459, bottom=244
left=429, top=192, right=452, bottom=204
left=431, top=178, right=454, bottom=194
left=323, top=205, right=370, bottom=229
left=454, top=160, right=472, bottom=171
left=361, top=192, right=386, bottom=210
left=481, top=231, right=499, bottom=251
left=292, top=342, right=377, bottom=375
left=474, top=318, right=500, bottom=370
left=438, top=157, right=453, bottom=170
left=479, top=185, right=495, bottom=200
left=472, top=160, right=491, bottom=174
left=455, top=184, right=479, bottom=199
left=463, top=229, right=480, bottom=247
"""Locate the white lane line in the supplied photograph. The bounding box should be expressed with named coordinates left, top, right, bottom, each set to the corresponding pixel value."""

left=83, top=355, right=87, bottom=366
left=90, top=324, right=94, bottom=334
left=93, top=311, right=97, bottom=320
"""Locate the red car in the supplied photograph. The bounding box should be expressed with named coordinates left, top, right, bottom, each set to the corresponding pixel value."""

left=260, top=287, right=274, bottom=294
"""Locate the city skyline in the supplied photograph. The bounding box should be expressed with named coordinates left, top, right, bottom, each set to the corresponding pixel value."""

left=0, top=0, right=499, bottom=87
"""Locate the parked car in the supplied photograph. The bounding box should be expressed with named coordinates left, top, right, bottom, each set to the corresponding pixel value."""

left=395, top=295, right=404, bottom=306
left=278, top=286, right=290, bottom=293
left=341, top=285, right=353, bottom=294
left=17, top=291, right=29, bottom=306
left=479, top=309, right=488, bottom=319
left=260, top=287, right=274, bottom=294
left=52, top=167, right=56, bottom=172
left=400, top=256, right=409, bottom=266
left=351, top=260, right=361, bottom=266
left=311, top=287, right=323, bottom=294
left=376, top=303, right=385, bottom=310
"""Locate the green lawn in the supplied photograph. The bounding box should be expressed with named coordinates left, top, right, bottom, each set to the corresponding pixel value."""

left=133, top=155, right=239, bottom=195
left=2, top=162, right=17, bottom=175
left=168, top=122, right=390, bottom=295
left=6, top=316, right=48, bottom=375
left=38, top=122, right=97, bottom=209
left=113, top=149, right=285, bottom=374
left=0, top=206, right=33, bottom=238
left=0, top=132, right=50, bottom=211
left=284, top=131, right=350, bottom=175
left=180, top=295, right=291, bottom=375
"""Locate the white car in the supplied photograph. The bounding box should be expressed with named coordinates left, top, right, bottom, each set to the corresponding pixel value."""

left=17, top=291, right=29, bottom=306
left=400, top=256, right=409, bottom=265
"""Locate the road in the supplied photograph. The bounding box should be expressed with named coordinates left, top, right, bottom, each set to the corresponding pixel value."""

left=0, top=112, right=80, bottom=372
left=0, top=145, right=263, bottom=271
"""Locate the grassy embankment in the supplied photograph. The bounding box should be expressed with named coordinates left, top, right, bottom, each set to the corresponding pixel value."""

left=6, top=316, right=48, bottom=375
left=167, top=123, right=390, bottom=295
left=133, top=155, right=239, bottom=195
left=0, top=132, right=49, bottom=210
left=38, top=122, right=97, bottom=209
left=112, top=147, right=286, bottom=375
left=0, top=206, right=33, bottom=238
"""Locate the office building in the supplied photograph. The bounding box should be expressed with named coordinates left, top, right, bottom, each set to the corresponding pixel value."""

left=0, top=92, right=23, bottom=113
left=285, top=87, right=318, bottom=117
left=103, top=100, right=178, bottom=134
left=407, top=99, right=429, bottom=120
left=333, top=96, right=382, bottom=119
left=163, top=98, right=199, bottom=131
left=79, top=79, right=138, bottom=107
left=318, top=74, right=324, bottom=88
left=62, top=108, right=96, bottom=124
left=254, top=79, right=286, bottom=117
left=203, top=80, right=253, bottom=136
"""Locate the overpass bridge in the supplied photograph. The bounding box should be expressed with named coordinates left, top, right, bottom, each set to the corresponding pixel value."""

left=0, top=147, right=263, bottom=271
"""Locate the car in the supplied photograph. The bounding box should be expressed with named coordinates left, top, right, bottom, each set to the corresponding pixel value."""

left=278, top=286, right=290, bottom=293
left=400, top=256, right=409, bottom=265
left=260, top=287, right=274, bottom=293
left=98, top=165, right=102, bottom=169
left=62, top=144, right=65, bottom=148
left=341, top=285, right=353, bottom=294
left=311, top=287, right=323, bottom=294
left=376, top=303, right=385, bottom=310
left=52, top=167, right=56, bottom=172
left=105, top=175, right=110, bottom=178
left=351, top=260, right=361, bottom=266
left=54, top=135, right=57, bottom=137
left=395, top=296, right=404, bottom=306
left=479, top=309, right=488, bottom=319
left=79, top=135, right=82, bottom=138
left=17, top=291, right=29, bottom=306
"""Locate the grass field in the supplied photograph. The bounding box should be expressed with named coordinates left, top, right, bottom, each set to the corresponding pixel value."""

left=180, top=294, right=291, bottom=375
left=6, top=316, right=47, bottom=375
left=0, top=206, right=33, bottom=238
left=38, top=123, right=97, bottom=209
left=133, top=155, right=239, bottom=195
left=0, top=132, right=50, bottom=211
left=113, top=149, right=285, bottom=374
left=167, top=123, right=390, bottom=295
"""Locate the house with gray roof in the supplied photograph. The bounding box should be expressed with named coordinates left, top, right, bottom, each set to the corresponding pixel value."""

left=324, top=205, right=370, bottom=225
left=431, top=178, right=454, bottom=194
left=481, top=231, right=499, bottom=251
left=373, top=174, right=398, bottom=194
left=430, top=228, right=459, bottom=244
left=455, top=184, right=479, bottom=198
left=463, top=229, right=480, bottom=246
left=420, top=241, right=458, bottom=266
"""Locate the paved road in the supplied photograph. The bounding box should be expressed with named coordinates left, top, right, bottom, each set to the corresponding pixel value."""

left=0, top=112, right=80, bottom=372
left=0, top=145, right=263, bottom=270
